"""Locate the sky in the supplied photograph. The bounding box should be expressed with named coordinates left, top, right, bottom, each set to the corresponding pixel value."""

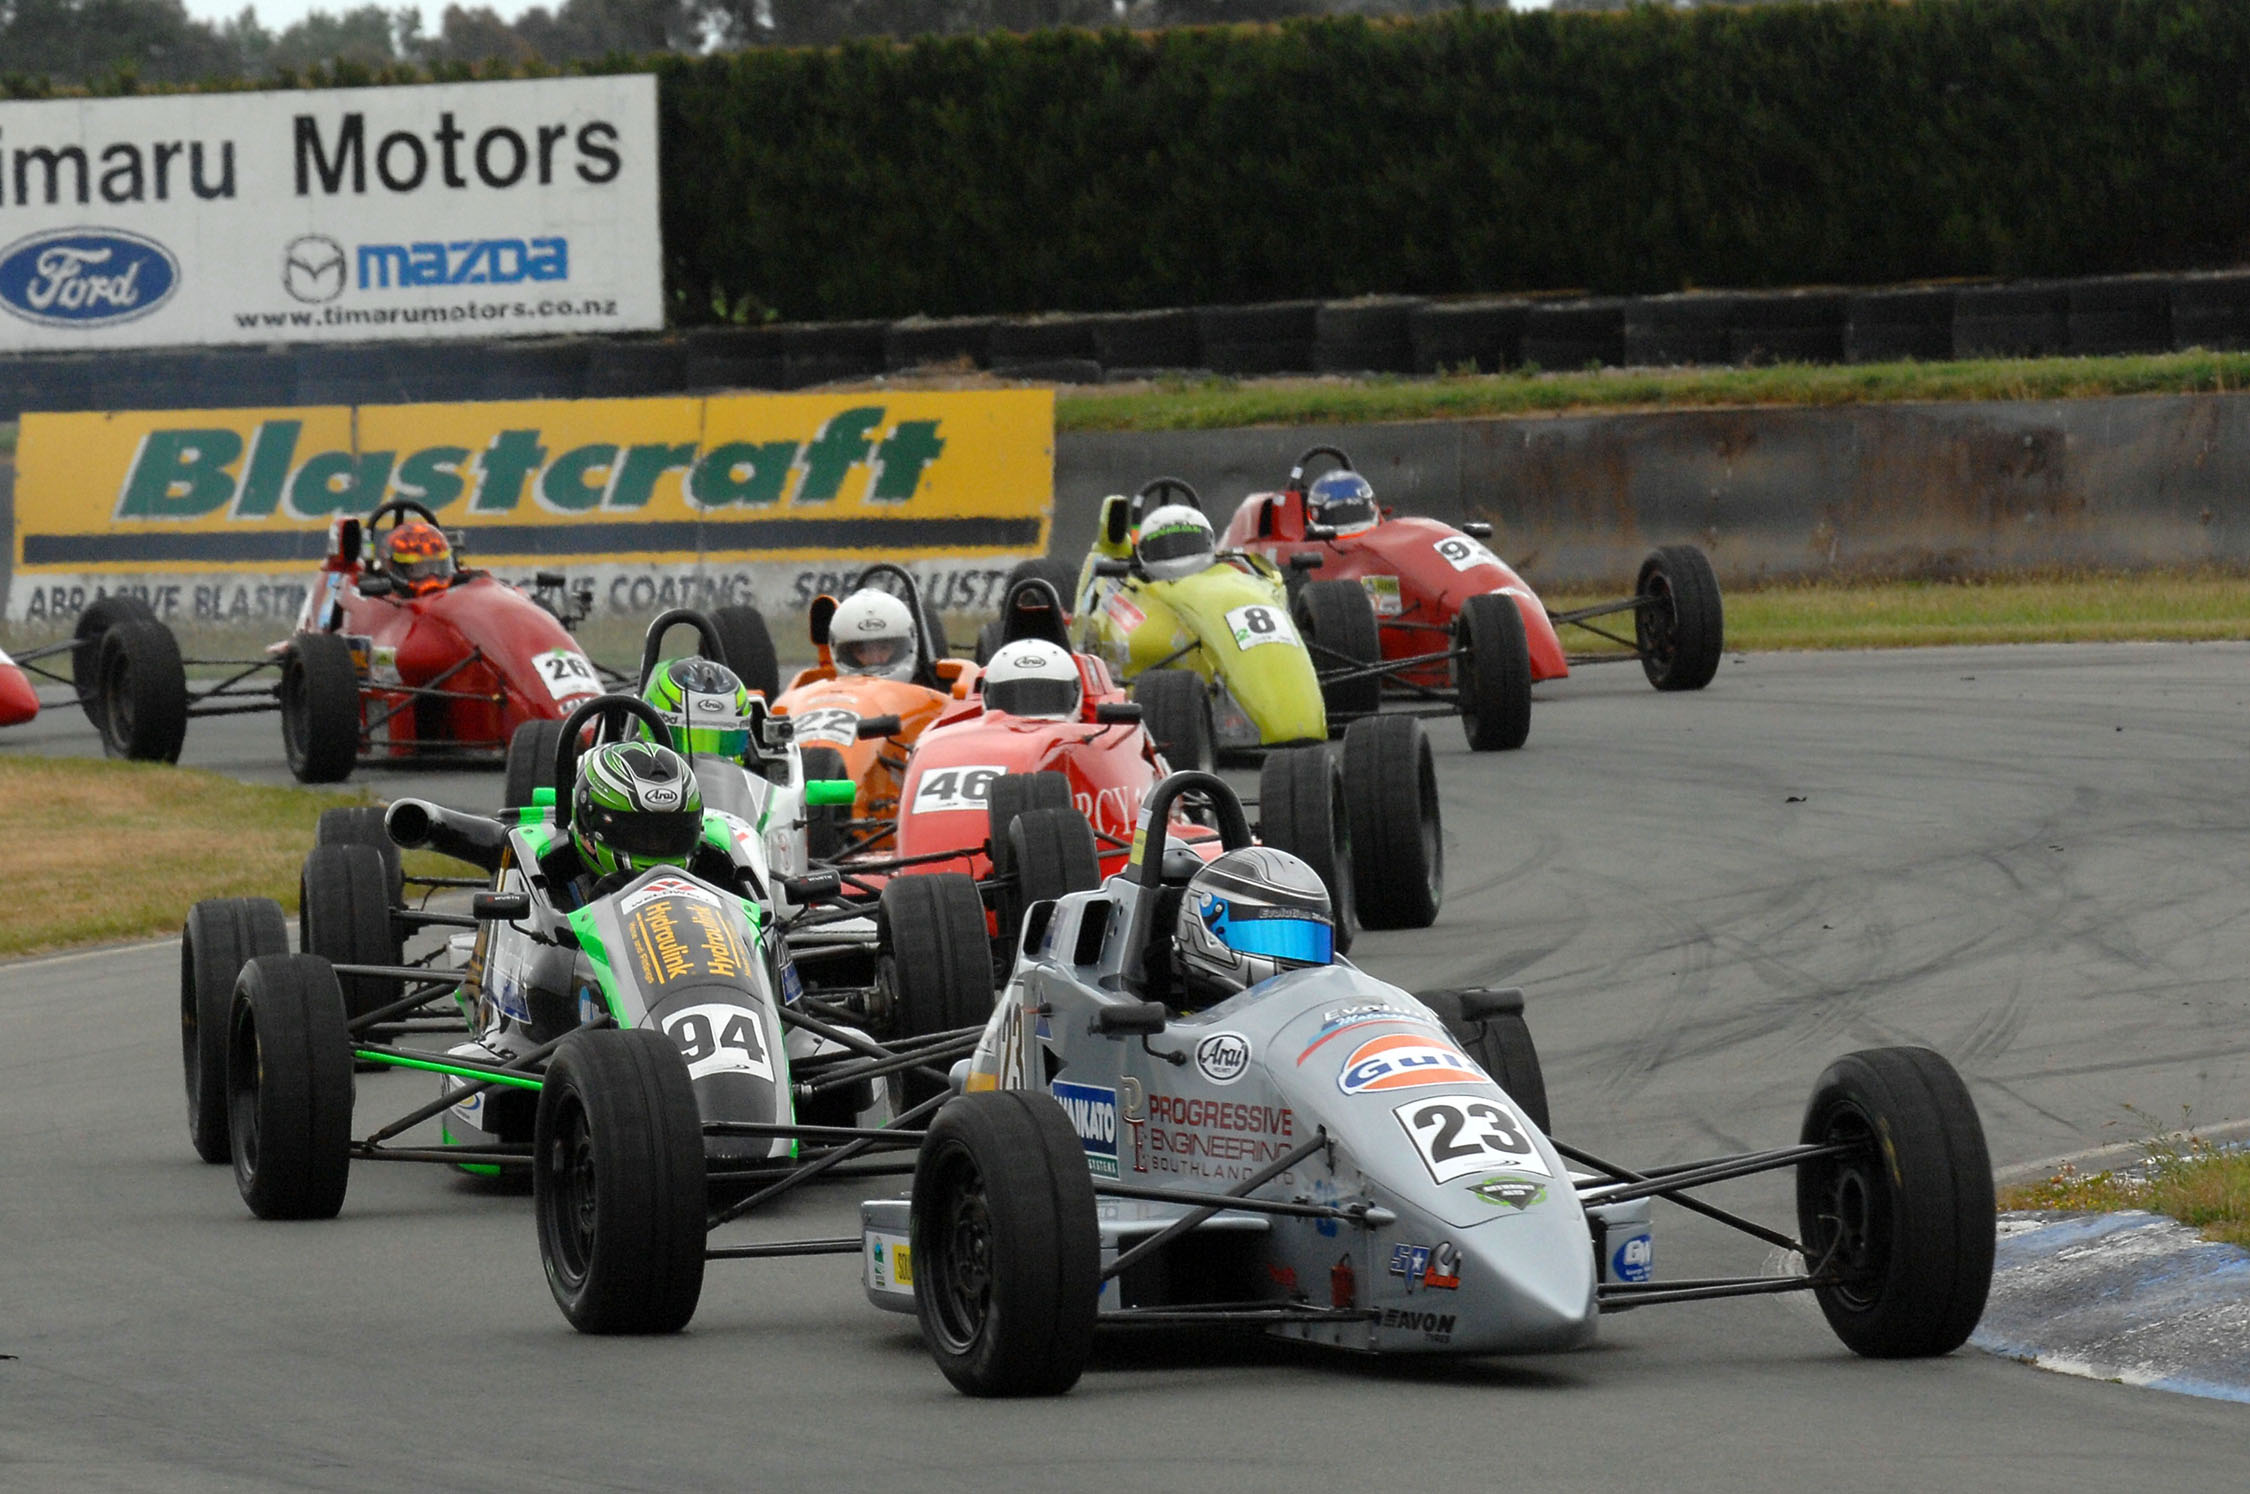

left=180, top=0, right=549, bottom=30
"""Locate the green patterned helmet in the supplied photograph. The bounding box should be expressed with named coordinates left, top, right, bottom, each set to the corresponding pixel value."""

left=570, top=740, right=704, bottom=878
left=643, top=656, right=754, bottom=760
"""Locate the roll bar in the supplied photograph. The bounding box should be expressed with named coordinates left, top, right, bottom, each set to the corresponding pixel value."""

left=1286, top=446, right=1354, bottom=493
left=636, top=607, right=728, bottom=692
left=1116, top=770, right=1255, bottom=997
left=550, top=694, right=675, bottom=830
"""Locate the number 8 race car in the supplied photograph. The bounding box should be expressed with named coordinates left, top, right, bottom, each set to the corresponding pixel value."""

left=528, top=770, right=1996, bottom=1398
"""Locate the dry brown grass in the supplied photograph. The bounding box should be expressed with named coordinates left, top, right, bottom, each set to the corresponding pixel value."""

left=2001, top=1126, right=2250, bottom=1249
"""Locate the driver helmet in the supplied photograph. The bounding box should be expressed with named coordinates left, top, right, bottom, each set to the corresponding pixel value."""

left=383, top=520, right=456, bottom=596
left=570, top=739, right=705, bottom=879
left=1306, top=471, right=1380, bottom=536
left=830, top=589, right=918, bottom=682
left=1175, top=845, right=1335, bottom=1004
left=1134, top=505, right=1216, bottom=583
left=644, top=656, right=754, bottom=760
left=982, top=639, right=1082, bottom=721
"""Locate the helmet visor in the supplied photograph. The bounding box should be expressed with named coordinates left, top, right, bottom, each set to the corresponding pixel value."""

left=987, top=677, right=1080, bottom=717
left=580, top=805, right=703, bottom=860
left=1312, top=495, right=1378, bottom=531
left=394, top=555, right=454, bottom=585
left=837, top=637, right=910, bottom=671
left=1138, top=525, right=1212, bottom=565
left=1205, top=902, right=1334, bottom=963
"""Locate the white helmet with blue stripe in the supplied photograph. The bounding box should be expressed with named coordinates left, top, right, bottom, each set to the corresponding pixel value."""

left=1175, top=845, right=1335, bottom=1004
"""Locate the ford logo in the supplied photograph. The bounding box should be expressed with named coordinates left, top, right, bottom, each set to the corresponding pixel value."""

left=0, top=227, right=179, bottom=328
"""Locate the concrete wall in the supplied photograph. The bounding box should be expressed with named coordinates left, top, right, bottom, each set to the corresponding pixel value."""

left=1057, top=392, right=2250, bottom=588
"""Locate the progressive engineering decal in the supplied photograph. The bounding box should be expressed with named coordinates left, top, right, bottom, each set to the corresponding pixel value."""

left=12, top=389, right=1054, bottom=578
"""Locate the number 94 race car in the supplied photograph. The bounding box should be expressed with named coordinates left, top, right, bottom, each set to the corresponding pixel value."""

left=534, top=771, right=1996, bottom=1399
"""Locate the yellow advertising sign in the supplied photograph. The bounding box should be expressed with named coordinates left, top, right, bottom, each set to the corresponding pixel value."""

left=14, top=389, right=1053, bottom=573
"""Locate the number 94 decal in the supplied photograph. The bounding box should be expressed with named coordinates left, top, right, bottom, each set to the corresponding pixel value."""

left=1393, top=1091, right=1549, bottom=1184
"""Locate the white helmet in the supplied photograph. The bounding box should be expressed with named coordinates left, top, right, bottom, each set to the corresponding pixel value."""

left=983, top=639, right=1082, bottom=721
left=1134, top=504, right=1216, bottom=583
left=830, top=590, right=918, bottom=681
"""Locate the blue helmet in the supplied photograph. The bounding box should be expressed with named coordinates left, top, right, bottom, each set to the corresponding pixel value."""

left=1175, top=846, right=1335, bottom=1003
left=1307, top=471, right=1379, bottom=535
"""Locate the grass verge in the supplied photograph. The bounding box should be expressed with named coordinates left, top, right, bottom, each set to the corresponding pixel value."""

left=1059, top=350, right=2250, bottom=432
left=2002, top=1126, right=2250, bottom=1249
left=0, top=755, right=363, bottom=958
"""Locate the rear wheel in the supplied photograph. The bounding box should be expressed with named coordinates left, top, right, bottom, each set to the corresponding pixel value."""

left=1420, top=988, right=1548, bottom=1134
left=711, top=604, right=782, bottom=700
left=227, top=954, right=354, bottom=1220
left=1294, top=579, right=1382, bottom=720
left=1455, top=593, right=1532, bottom=752
left=912, top=1090, right=1099, bottom=1397
left=314, top=806, right=404, bottom=904
left=504, top=718, right=565, bottom=811
left=1796, top=1046, right=1994, bottom=1358
left=1340, top=714, right=1442, bottom=929
left=799, top=745, right=851, bottom=861
left=1636, top=545, right=1724, bottom=692
left=180, top=897, right=288, bottom=1163
left=96, top=621, right=189, bottom=763
left=1132, top=669, right=1213, bottom=775
left=986, top=772, right=1073, bottom=882
left=1000, top=807, right=1102, bottom=959
left=880, top=874, right=994, bottom=1061
left=299, top=843, right=403, bottom=1023
left=1257, top=745, right=1357, bottom=952
left=71, top=594, right=159, bottom=725
left=534, top=1028, right=708, bottom=1334
left=281, top=633, right=361, bottom=784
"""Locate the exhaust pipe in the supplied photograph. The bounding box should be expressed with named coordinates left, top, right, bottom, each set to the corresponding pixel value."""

left=384, top=798, right=509, bottom=874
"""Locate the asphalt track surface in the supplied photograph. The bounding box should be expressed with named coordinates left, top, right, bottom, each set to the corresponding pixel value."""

left=5, top=642, right=2248, bottom=1489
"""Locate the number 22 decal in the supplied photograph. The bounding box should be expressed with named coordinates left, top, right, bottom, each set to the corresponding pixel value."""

left=1392, top=1092, right=1549, bottom=1183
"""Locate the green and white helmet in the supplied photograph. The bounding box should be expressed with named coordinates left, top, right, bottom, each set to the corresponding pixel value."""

left=643, top=656, right=754, bottom=759
left=571, top=739, right=705, bottom=878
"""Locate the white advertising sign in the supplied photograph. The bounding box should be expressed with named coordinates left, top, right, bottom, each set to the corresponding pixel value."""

left=0, top=75, right=661, bottom=350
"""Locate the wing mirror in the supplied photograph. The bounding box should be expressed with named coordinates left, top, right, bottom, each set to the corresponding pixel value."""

left=1092, top=557, right=1133, bottom=579
left=855, top=714, right=902, bottom=741
left=1288, top=552, right=1324, bottom=572
left=1094, top=701, right=1143, bottom=725
left=781, top=872, right=842, bottom=903
left=358, top=573, right=396, bottom=597
left=1089, top=1000, right=1169, bottom=1037
left=472, top=891, right=531, bottom=921
left=1461, top=521, right=1493, bottom=539
left=804, top=778, right=857, bottom=806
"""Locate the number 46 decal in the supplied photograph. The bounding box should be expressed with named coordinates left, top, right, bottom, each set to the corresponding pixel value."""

left=1392, top=1091, right=1549, bottom=1184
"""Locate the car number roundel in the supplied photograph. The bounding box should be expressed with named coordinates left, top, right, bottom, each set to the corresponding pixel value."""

left=1433, top=534, right=1504, bottom=573
left=1336, top=1032, right=1485, bottom=1095
left=661, top=1003, right=773, bottom=1083
left=1224, top=603, right=1300, bottom=651
left=1393, top=1092, right=1549, bottom=1184
left=532, top=647, right=601, bottom=702
left=791, top=707, right=860, bottom=745
left=909, top=765, right=1005, bottom=814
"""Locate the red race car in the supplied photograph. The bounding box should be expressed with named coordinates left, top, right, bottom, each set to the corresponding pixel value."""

left=1223, top=446, right=1725, bottom=744
left=12, top=500, right=636, bottom=780
left=0, top=645, right=38, bottom=728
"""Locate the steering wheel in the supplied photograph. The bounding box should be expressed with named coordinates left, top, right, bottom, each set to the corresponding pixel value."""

left=551, top=694, right=676, bottom=831
left=1116, top=770, right=1255, bottom=997
left=1287, top=446, right=1355, bottom=494
left=637, top=608, right=728, bottom=693
left=1133, top=477, right=1203, bottom=525
left=359, top=499, right=445, bottom=578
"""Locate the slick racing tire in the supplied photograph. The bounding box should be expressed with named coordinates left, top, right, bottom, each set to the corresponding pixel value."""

left=1293, top=579, right=1382, bottom=721
left=281, top=633, right=362, bottom=784
left=1257, top=745, right=1357, bottom=953
left=299, top=843, right=404, bottom=1024
left=1340, top=714, right=1442, bottom=930
left=1454, top=592, right=1532, bottom=752
left=1419, top=987, right=1548, bottom=1134
left=1000, top=807, right=1102, bottom=960
left=912, top=1090, right=1100, bottom=1397
left=228, top=954, right=355, bottom=1220
left=181, top=897, right=289, bottom=1164
left=70, top=592, right=159, bottom=725
left=799, top=745, right=852, bottom=861
left=96, top=620, right=189, bottom=763
left=1132, top=669, right=1214, bottom=775
left=315, top=805, right=404, bottom=904
left=712, top=604, right=782, bottom=701
left=1636, top=545, right=1724, bottom=692
left=503, top=718, right=565, bottom=811
left=986, top=771, right=1074, bottom=883
left=1796, top=1046, right=1994, bottom=1358
left=880, top=873, right=994, bottom=1072
left=535, top=1028, right=708, bottom=1335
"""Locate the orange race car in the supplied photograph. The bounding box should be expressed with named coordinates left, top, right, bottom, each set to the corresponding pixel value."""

left=769, top=564, right=978, bottom=857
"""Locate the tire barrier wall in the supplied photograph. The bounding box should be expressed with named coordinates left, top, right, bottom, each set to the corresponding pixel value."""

left=2, top=271, right=2247, bottom=422
left=1052, top=392, right=2250, bottom=590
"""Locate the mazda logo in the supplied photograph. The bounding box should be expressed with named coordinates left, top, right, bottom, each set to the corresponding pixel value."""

left=282, top=235, right=346, bottom=304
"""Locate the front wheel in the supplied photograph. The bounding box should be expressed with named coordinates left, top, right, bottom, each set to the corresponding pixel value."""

left=880, top=872, right=994, bottom=1065
left=912, top=1090, right=1100, bottom=1397
left=96, top=620, right=189, bottom=763
left=281, top=633, right=361, bottom=784
left=227, top=954, right=355, bottom=1220
left=298, top=843, right=403, bottom=1023
left=181, top=897, right=289, bottom=1163
left=1636, top=545, right=1724, bottom=692
left=534, top=1028, right=708, bottom=1334
left=1454, top=592, right=1531, bottom=752
left=1001, top=807, right=1102, bottom=959
left=1257, top=745, right=1356, bottom=952
left=1339, top=713, right=1442, bottom=929
left=1796, top=1046, right=1994, bottom=1358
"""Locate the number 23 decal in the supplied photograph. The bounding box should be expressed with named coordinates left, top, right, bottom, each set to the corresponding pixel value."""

left=1392, top=1092, right=1549, bottom=1184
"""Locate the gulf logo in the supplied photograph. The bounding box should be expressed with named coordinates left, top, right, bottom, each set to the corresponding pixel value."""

left=1336, top=1033, right=1485, bottom=1095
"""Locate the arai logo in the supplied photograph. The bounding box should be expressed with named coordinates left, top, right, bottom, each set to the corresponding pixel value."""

left=1194, top=1031, right=1251, bottom=1085
left=0, top=228, right=179, bottom=327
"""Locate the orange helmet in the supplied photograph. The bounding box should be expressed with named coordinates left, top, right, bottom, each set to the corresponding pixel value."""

left=384, top=521, right=455, bottom=596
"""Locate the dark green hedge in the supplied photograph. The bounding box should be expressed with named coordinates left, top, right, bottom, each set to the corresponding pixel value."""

left=654, top=1, right=2250, bottom=322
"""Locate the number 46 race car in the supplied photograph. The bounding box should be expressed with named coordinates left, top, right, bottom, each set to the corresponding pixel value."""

left=530, top=771, right=1995, bottom=1398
